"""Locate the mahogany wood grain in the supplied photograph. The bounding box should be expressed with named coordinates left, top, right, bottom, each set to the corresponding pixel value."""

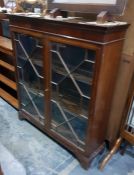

left=8, top=15, right=129, bottom=44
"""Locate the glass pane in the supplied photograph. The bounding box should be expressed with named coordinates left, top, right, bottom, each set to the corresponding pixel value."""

left=15, top=39, right=44, bottom=77
left=19, top=83, right=36, bottom=106
left=19, top=80, right=45, bottom=122
left=51, top=51, right=68, bottom=77
left=51, top=100, right=88, bottom=148
left=52, top=100, right=73, bottom=125
left=50, top=41, right=96, bottom=149
left=15, top=33, right=45, bottom=123
left=87, top=49, right=96, bottom=62
left=72, top=62, right=94, bottom=85
left=15, top=34, right=37, bottom=56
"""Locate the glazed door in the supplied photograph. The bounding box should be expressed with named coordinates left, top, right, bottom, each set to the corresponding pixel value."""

left=14, top=33, right=46, bottom=125
left=47, top=36, right=100, bottom=150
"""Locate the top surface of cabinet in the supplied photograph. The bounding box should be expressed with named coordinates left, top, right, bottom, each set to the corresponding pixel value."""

left=8, top=14, right=129, bottom=44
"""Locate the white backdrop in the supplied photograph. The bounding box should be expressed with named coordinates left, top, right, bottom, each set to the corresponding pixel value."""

left=53, top=0, right=117, bottom=4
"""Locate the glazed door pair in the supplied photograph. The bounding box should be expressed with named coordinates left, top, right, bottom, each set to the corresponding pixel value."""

left=14, top=32, right=100, bottom=150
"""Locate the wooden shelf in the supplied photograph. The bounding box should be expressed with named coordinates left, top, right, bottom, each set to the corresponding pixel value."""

left=0, top=36, right=13, bottom=56
left=0, top=88, right=19, bottom=109
left=0, top=60, right=15, bottom=72
left=0, top=15, right=18, bottom=109
left=0, top=74, right=17, bottom=91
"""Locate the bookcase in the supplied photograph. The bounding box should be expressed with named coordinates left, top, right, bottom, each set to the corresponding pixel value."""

left=0, top=14, right=18, bottom=108
left=9, top=14, right=129, bottom=169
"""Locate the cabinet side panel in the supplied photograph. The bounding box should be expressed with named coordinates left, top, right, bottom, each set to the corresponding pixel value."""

left=86, top=40, right=124, bottom=155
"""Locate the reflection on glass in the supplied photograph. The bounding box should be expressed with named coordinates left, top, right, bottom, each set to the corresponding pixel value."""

left=15, top=33, right=45, bottom=123
left=17, top=57, right=44, bottom=93
left=51, top=100, right=88, bottom=147
left=50, top=42, right=96, bottom=148
left=19, top=83, right=45, bottom=119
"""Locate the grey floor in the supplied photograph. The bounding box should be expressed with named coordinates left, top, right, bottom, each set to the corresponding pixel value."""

left=0, top=98, right=134, bottom=175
